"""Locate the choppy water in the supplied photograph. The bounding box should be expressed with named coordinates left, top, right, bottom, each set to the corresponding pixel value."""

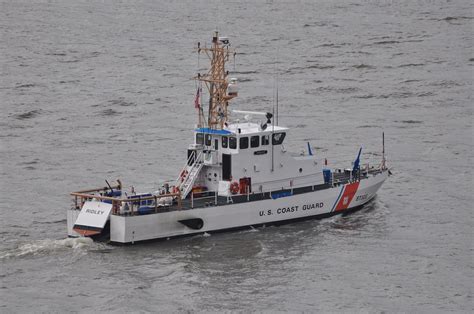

left=1, top=0, right=473, bottom=312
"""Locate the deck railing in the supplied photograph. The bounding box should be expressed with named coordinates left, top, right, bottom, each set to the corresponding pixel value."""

left=70, top=181, right=182, bottom=216
left=70, top=166, right=386, bottom=215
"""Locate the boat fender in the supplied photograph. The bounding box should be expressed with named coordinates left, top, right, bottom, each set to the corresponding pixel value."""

left=230, top=181, right=239, bottom=194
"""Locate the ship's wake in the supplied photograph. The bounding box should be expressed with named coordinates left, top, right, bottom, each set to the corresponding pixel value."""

left=0, top=237, right=97, bottom=259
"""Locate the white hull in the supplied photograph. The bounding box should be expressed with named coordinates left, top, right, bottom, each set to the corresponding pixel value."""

left=67, top=171, right=387, bottom=244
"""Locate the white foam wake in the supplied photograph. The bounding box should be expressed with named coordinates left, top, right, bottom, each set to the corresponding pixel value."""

left=0, top=237, right=95, bottom=259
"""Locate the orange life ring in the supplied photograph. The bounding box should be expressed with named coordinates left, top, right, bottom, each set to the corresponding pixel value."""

left=230, top=181, right=239, bottom=195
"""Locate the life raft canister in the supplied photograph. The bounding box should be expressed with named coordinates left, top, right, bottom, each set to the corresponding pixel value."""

left=230, top=181, right=239, bottom=195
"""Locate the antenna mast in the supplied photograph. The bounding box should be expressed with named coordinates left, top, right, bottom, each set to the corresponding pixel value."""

left=276, top=73, right=279, bottom=126
left=195, top=32, right=237, bottom=129
left=382, top=132, right=386, bottom=169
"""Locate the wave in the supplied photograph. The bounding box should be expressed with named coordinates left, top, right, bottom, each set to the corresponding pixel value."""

left=306, top=86, right=359, bottom=94
left=317, top=42, right=350, bottom=48
left=396, top=120, right=423, bottom=124
left=441, top=16, right=473, bottom=22
left=373, top=40, right=400, bottom=45
left=232, top=70, right=258, bottom=75
left=357, top=125, right=379, bottom=128
left=377, top=91, right=433, bottom=99
left=307, top=64, right=335, bottom=70
left=32, top=219, right=67, bottom=225
left=399, top=63, right=425, bottom=68
left=303, top=22, right=331, bottom=28
left=99, top=108, right=121, bottom=116
left=352, top=64, right=375, bottom=70
left=14, top=109, right=42, bottom=120
left=400, top=79, right=421, bottom=83
left=58, top=59, right=80, bottom=63
left=108, top=99, right=136, bottom=107
left=237, top=78, right=253, bottom=82
left=0, top=237, right=95, bottom=260
left=15, top=83, right=37, bottom=89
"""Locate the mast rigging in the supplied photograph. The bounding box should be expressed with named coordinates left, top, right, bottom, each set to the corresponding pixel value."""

left=195, top=31, right=237, bottom=129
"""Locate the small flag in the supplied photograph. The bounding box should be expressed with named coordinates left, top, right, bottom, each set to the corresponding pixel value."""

left=352, top=147, right=362, bottom=173
left=307, top=142, right=313, bottom=156
left=194, top=87, right=201, bottom=109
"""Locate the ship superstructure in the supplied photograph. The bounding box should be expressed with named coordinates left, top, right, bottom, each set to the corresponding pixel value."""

left=67, top=33, right=389, bottom=244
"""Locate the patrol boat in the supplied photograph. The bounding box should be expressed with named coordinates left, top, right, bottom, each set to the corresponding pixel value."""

left=67, top=32, right=390, bottom=244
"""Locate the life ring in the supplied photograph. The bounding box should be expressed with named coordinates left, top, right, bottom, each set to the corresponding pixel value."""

left=172, top=186, right=179, bottom=194
left=180, top=170, right=188, bottom=182
left=230, top=181, right=239, bottom=195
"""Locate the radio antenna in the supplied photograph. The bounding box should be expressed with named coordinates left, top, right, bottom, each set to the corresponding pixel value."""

left=276, top=71, right=279, bottom=126
left=271, top=105, right=275, bottom=172
left=382, top=132, right=385, bottom=169
left=275, top=52, right=279, bottom=126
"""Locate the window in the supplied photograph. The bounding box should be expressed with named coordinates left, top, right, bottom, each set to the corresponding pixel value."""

left=196, top=133, right=204, bottom=145
left=205, top=134, right=212, bottom=146
left=229, top=137, right=237, bottom=149
left=261, top=135, right=269, bottom=145
left=239, top=137, right=249, bottom=149
left=222, top=136, right=228, bottom=148
left=272, top=132, right=286, bottom=145
left=251, top=136, right=259, bottom=148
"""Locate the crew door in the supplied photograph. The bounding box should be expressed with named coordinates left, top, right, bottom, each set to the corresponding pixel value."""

left=222, top=154, right=231, bottom=181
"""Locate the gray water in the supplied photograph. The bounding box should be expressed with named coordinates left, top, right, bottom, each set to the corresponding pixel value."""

left=1, top=0, right=473, bottom=312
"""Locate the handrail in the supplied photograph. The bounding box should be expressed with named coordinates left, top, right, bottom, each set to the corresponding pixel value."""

left=71, top=189, right=183, bottom=214
left=175, top=151, right=199, bottom=182
left=74, top=183, right=122, bottom=194
left=70, top=192, right=181, bottom=203
left=175, top=150, right=203, bottom=187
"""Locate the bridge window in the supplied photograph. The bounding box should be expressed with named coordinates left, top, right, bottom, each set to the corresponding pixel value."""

left=222, top=136, right=228, bottom=148
left=251, top=136, right=259, bottom=148
left=272, top=132, right=286, bottom=145
left=229, top=136, right=237, bottom=149
left=196, top=133, right=204, bottom=145
left=262, top=135, right=269, bottom=145
left=240, top=137, right=249, bottom=149
left=205, top=134, right=212, bottom=146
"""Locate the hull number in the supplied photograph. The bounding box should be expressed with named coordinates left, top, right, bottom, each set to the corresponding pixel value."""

left=355, top=194, right=368, bottom=202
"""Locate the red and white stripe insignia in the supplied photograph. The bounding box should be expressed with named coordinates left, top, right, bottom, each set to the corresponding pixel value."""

left=333, top=182, right=360, bottom=212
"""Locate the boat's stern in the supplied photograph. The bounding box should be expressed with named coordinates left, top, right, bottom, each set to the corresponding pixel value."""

left=68, top=179, right=182, bottom=241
